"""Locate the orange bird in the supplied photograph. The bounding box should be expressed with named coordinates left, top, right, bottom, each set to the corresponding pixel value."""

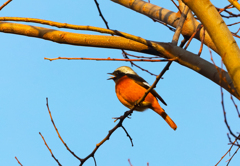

left=108, top=66, right=177, bottom=130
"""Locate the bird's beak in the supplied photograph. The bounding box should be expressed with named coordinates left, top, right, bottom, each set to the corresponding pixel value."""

left=107, top=73, right=115, bottom=80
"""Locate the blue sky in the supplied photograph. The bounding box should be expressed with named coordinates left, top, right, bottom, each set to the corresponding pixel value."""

left=0, top=0, right=239, bottom=166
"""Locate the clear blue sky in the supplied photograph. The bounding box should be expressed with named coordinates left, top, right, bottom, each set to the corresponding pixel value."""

left=0, top=0, right=239, bottom=166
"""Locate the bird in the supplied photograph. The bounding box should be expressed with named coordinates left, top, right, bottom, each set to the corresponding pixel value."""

left=108, top=66, right=177, bottom=130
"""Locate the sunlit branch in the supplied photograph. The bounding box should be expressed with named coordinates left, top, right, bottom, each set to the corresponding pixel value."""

left=172, top=5, right=189, bottom=45
left=0, top=0, right=12, bottom=11
left=228, top=0, right=240, bottom=11
left=0, top=21, right=238, bottom=98
left=111, top=0, right=218, bottom=53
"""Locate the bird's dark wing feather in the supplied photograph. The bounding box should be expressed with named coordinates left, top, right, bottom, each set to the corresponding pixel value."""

left=127, top=74, right=167, bottom=106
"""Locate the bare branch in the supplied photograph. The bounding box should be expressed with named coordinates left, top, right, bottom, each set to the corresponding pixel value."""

left=184, top=25, right=203, bottom=50
left=198, top=27, right=205, bottom=56
left=15, top=157, right=23, bottom=166
left=121, top=126, right=134, bottom=146
left=39, top=132, right=62, bottom=166
left=0, top=0, right=12, bottom=11
left=94, top=0, right=110, bottom=29
left=170, top=0, right=181, bottom=14
left=226, top=146, right=240, bottom=166
left=215, top=134, right=239, bottom=166
left=230, top=95, right=240, bottom=117
left=45, top=98, right=82, bottom=161
left=44, top=57, right=176, bottom=62
left=128, top=159, right=133, bottom=166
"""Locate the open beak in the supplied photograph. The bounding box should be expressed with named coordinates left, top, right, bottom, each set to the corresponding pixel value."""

left=107, top=73, right=115, bottom=80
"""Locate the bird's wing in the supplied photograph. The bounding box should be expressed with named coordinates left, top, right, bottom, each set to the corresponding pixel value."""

left=127, top=74, right=167, bottom=106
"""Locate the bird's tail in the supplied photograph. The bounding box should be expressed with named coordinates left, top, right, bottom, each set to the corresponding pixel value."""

left=151, top=104, right=177, bottom=130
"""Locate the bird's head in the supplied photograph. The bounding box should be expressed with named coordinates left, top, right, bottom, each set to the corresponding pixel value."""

left=108, top=66, right=137, bottom=82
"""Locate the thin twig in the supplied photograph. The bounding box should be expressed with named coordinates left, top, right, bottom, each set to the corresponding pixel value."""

left=15, top=157, right=23, bottom=166
left=92, top=1, right=164, bottom=78
left=184, top=25, right=203, bottom=50
left=94, top=0, right=110, bottom=29
left=232, top=32, right=240, bottom=38
left=217, top=4, right=233, bottom=14
left=227, top=21, right=240, bottom=26
left=226, top=146, right=240, bottom=166
left=39, top=132, right=62, bottom=166
left=215, top=134, right=239, bottom=166
left=170, top=0, right=181, bottom=14
left=0, top=0, right=12, bottom=11
left=122, top=51, right=158, bottom=76
left=44, top=57, right=177, bottom=62
left=121, top=126, right=134, bottom=146
left=151, top=18, right=176, bottom=32
left=128, top=159, right=133, bottom=166
left=46, top=98, right=82, bottom=161
left=121, top=52, right=160, bottom=59
left=198, top=27, right=205, bottom=56
left=230, top=95, right=240, bottom=117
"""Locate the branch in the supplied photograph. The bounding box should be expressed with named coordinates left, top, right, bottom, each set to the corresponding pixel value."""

left=172, top=5, right=190, bottom=45
left=215, top=134, right=239, bottom=166
left=226, top=146, right=240, bottom=166
left=0, top=0, right=12, bottom=11
left=111, top=0, right=218, bottom=53
left=39, top=132, right=62, bottom=166
left=0, top=21, right=238, bottom=98
left=93, top=0, right=110, bottom=29
left=228, top=0, right=240, bottom=11
left=15, top=157, right=23, bottom=166
left=45, top=98, right=82, bottom=161
left=183, top=0, right=240, bottom=101
left=44, top=57, right=176, bottom=62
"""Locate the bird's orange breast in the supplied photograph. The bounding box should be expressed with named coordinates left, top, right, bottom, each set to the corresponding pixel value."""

left=115, top=75, right=158, bottom=111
